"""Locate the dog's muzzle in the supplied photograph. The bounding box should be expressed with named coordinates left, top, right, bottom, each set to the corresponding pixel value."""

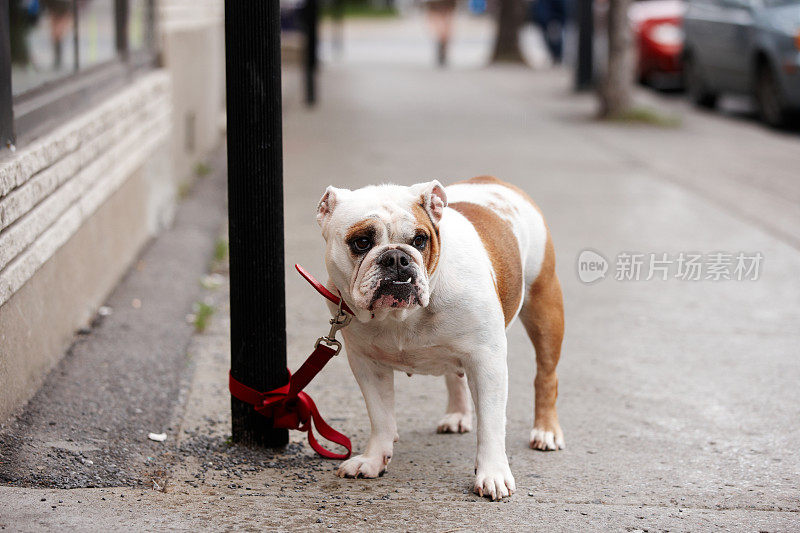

left=369, top=248, right=421, bottom=310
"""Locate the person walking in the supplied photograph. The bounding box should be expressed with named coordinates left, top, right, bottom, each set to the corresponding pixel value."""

left=531, top=0, right=567, bottom=64
left=423, top=0, right=457, bottom=67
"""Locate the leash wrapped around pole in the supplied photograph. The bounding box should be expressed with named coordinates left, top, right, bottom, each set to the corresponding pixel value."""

left=228, top=265, right=353, bottom=459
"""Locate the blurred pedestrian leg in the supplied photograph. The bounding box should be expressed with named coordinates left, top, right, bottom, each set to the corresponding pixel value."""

left=531, top=0, right=566, bottom=64
left=423, top=0, right=457, bottom=67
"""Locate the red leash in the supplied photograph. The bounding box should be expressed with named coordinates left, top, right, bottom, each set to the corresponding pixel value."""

left=228, top=264, right=353, bottom=459
left=296, top=264, right=353, bottom=315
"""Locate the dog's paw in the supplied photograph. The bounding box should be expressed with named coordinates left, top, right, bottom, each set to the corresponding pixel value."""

left=529, top=425, right=565, bottom=451
left=436, top=412, right=472, bottom=434
left=473, top=461, right=515, bottom=501
left=336, top=454, right=389, bottom=479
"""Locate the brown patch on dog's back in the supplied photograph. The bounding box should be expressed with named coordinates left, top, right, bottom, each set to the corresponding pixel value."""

left=449, top=201, right=522, bottom=326
left=456, top=175, right=505, bottom=186
left=411, top=203, right=441, bottom=275
left=456, top=175, right=543, bottom=215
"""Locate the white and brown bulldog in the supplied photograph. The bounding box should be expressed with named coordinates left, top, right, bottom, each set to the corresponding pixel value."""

left=316, top=176, right=564, bottom=500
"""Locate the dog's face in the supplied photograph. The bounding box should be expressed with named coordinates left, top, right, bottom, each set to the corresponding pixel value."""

left=317, top=181, right=447, bottom=321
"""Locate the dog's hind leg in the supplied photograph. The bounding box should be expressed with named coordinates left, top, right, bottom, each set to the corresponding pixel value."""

left=437, top=372, right=473, bottom=433
left=519, top=232, right=565, bottom=451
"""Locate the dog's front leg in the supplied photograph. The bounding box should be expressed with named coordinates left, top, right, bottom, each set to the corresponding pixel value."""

left=337, top=350, right=396, bottom=479
left=466, top=348, right=516, bottom=500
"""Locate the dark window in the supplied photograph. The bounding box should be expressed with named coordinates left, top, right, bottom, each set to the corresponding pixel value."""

left=0, top=0, right=156, bottom=149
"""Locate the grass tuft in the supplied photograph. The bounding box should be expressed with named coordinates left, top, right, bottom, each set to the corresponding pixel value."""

left=213, top=238, right=228, bottom=263
left=605, top=106, right=682, bottom=128
left=193, top=302, right=215, bottom=333
left=194, top=162, right=212, bottom=177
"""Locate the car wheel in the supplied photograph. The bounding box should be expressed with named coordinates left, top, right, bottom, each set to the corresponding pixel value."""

left=684, top=55, right=717, bottom=109
left=755, top=64, right=788, bottom=128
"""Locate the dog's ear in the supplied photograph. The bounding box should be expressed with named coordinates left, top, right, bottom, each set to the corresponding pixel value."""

left=317, top=186, right=345, bottom=228
left=413, top=180, right=448, bottom=226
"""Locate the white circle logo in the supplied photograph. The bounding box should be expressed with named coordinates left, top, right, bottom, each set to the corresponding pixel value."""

left=577, top=249, right=608, bottom=284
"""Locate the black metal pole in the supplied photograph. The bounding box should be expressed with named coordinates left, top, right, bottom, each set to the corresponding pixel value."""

left=574, top=0, right=594, bottom=91
left=225, top=0, right=289, bottom=448
left=304, top=0, right=319, bottom=106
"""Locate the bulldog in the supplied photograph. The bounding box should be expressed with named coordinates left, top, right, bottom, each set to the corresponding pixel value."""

left=316, top=176, right=564, bottom=500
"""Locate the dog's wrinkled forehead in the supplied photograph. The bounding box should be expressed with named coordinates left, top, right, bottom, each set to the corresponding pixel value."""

left=319, top=185, right=418, bottom=238
left=340, top=205, right=417, bottom=243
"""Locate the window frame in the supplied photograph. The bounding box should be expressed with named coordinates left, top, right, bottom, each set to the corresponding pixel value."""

left=1, top=0, right=157, bottom=151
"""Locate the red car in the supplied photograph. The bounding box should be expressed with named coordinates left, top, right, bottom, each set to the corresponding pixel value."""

left=630, top=0, right=686, bottom=88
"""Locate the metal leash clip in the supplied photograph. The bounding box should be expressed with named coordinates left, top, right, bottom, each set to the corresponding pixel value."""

left=314, top=298, right=352, bottom=355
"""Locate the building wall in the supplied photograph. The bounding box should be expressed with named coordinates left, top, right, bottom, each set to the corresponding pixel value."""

left=0, top=162, right=161, bottom=420
left=159, top=0, right=225, bottom=185
left=0, top=0, right=226, bottom=422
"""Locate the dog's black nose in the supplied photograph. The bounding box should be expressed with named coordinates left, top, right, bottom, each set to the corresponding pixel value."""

left=378, top=249, right=414, bottom=277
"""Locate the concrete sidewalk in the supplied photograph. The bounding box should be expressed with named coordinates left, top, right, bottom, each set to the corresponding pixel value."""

left=4, top=60, right=800, bottom=530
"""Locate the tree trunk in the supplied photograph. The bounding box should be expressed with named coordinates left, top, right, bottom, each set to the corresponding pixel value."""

left=491, top=0, right=525, bottom=64
left=598, top=0, right=633, bottom=117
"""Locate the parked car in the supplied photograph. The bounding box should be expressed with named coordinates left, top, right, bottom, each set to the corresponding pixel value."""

left=630, top=0, right=687, bottom=88
left=683, top=0, right=800, bottom=127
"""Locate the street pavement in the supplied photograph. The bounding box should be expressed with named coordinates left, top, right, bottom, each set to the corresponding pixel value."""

left=3, top=14, right=800, bottom=532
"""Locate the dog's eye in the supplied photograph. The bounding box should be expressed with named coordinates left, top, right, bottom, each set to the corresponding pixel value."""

left=351, top=237, right=372, bottom=253
left=412, top=234, right=428, bottom=250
